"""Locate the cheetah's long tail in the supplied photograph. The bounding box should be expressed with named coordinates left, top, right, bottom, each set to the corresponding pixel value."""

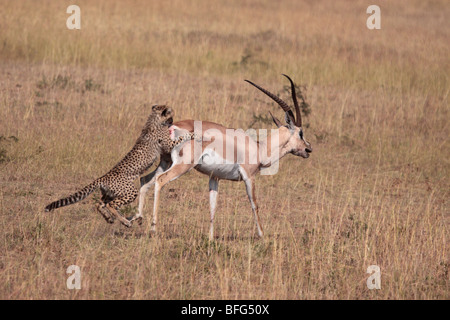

left=44, top=179, right=101, bottom=212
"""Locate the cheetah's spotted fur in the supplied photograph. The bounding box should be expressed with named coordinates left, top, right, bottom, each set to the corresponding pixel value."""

left=44, top=105, right=196, bottom=227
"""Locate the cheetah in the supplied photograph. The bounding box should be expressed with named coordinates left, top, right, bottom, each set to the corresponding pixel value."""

left=44, top=105, right=196, bottom=227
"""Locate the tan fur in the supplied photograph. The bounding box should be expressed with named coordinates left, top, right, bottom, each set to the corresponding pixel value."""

left=135, top=76, right=312, bottom=239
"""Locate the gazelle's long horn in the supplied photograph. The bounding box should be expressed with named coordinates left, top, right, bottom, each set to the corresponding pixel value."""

left=245, top=79, right=295, bottom=121
left=282, top=74, right=302, bottom=127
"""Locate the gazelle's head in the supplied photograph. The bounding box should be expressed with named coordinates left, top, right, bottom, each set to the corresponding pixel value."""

left=245, top=74, right=312, bottom=159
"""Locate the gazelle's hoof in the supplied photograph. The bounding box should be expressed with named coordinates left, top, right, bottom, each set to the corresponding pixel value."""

left=149, top=224, right=157, bottom=235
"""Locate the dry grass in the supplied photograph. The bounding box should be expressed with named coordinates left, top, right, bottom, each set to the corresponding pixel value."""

left=0, top=0, right=448, bottom=299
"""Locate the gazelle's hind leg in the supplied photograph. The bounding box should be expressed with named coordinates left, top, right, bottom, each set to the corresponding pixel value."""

left=209, top=177, right=219, bottom=241
left=243, top=177, right=264, bottom=238
left=129, top=160, right=171, bottom=225
left=151, top=162, right=195, bottom=234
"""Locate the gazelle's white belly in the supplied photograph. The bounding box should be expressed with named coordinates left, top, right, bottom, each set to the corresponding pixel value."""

left=195, top=151, right=242, bottom=181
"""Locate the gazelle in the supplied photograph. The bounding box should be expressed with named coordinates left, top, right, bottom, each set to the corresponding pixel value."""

left=132, top=75, right=312, bottom=239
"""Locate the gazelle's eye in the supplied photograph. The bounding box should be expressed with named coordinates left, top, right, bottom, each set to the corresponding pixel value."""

left=299, top=130, right=303, bottom=139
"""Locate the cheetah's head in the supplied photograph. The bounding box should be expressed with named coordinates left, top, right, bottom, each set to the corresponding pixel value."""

left=152, top=105, right=174, bottom=126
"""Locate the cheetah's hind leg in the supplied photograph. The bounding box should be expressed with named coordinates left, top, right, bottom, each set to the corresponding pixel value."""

left=96, top=189, right=116, bottom=224
left=105, top=188, right=138, bottom=228
left=106, top=200, right=133, bottom=228
left=96, top=201, right=115, bottom=224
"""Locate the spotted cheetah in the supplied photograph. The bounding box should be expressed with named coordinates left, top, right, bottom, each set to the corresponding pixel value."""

left=44, top=105, right=196, bottom=227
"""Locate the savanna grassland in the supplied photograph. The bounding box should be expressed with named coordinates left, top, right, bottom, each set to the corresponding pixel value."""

left=0, top=0, right=448, bottom=299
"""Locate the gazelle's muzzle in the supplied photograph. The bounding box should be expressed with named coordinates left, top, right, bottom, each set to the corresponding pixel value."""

left=293, top=144, right=312, bottom=158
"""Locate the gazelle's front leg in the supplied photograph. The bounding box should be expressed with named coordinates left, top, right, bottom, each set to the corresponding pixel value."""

left=150, top=162, right=195, bottom=234
left=129, top=160, right=171, bottom=225
left=243, top=177, right=264, bottom=238
left=209, top=177, right=219, bottom=240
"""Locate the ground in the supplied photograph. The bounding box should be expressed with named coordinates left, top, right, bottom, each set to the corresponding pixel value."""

left=0, top=0, right=448, bottom=299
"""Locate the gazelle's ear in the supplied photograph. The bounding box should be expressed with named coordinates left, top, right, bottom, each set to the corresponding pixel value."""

left=285, top=111, right=296, bottom=131
left=269, top=111, right=283, bottom=128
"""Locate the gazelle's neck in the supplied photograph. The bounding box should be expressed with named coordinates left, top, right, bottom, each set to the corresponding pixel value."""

left=258, top=127, right=293, bottom=168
